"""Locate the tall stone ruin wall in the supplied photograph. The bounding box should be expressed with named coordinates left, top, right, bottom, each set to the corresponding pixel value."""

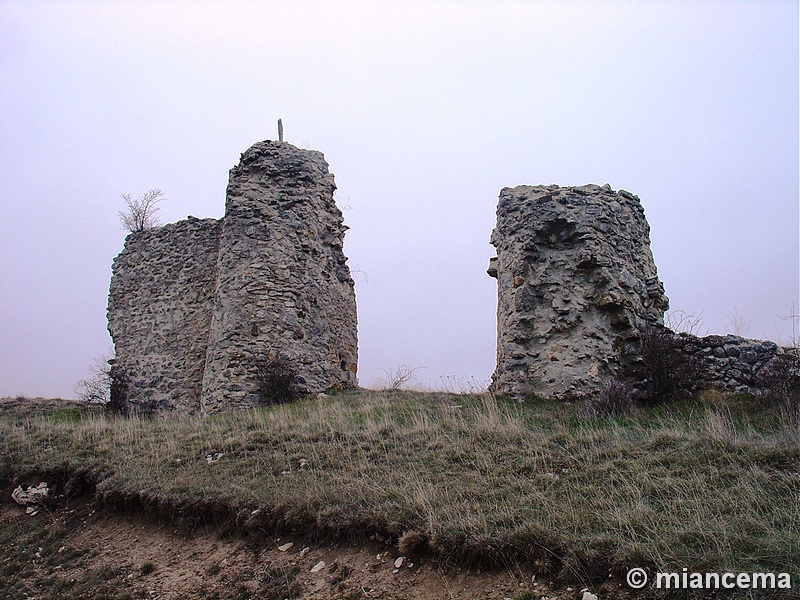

left=107, top=141, right=358, bottom=415
left=486, top=183, right=791, bottom=400
left=488, top=184, right=670, bottom=400
left=108, top=218, right=221, bottom=413
left=202, top=142, right=359, bottom=412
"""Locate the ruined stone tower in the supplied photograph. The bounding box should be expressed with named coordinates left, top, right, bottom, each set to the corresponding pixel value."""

left=487, top=184, right=669, bottom=400
left=107, top=140, right=358, bottom=415
left=201, top=141, right=358, bottom=412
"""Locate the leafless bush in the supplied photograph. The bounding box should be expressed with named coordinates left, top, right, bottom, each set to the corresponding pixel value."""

left=106, top=363, right=132, bottom=417
left=727, top=308, right=751, bottom=337
left=779, top=304, right=799, bottom=348
left=376, top=365, right=421, bottom=390
left=665, top=309, right=705, bottom=335
left=254, top=351, right=299, bottom=405
left=757, top=349, right=800, bottom=425
left=638, top=325, right=703, bottom=405
left=119, top=189, right=164, bottom=233
left=75, top=357, right=112, bottom=405
left=75, top=357, right=132, bottom=417
left=584, top=377, right=635, bottom=418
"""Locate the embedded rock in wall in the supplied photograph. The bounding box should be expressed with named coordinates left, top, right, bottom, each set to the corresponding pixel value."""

left=107, top=140, right=358, bottom=415
left=201, top=141, right=358, bottom=412
left=488, top=184, right=669, bottom=400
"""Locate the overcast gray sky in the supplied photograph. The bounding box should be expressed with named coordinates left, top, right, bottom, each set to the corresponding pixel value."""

left=1, top=1, right=797, bottom=398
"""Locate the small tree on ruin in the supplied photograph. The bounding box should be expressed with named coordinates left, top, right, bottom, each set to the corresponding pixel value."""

left=119, top=189, right=164, bottom=233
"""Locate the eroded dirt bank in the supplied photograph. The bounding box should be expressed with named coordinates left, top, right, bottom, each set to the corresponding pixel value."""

left=1, top=491, right=612, bottom=600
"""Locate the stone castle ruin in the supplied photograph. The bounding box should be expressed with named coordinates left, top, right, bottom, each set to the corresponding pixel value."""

left=487, top=184, right=787, bottom=400
left=107, top=141, right=358, bottom=414
left=487, top=184, right=670, bottom=399
left=108, top=138, right=787, bottom=413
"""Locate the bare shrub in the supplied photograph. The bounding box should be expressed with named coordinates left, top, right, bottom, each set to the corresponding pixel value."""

left=727, top=308, right=751, bottom=337
left=75, top=356, right=112, bottom=405
left=376, top=365, right=421, bottom=391
left=584, top=377, right=635, bottom=418
left=254, top=351, right=299, bottom=405
left=757, top=349, right=800, bottom=425
left=638, top=325, right=703, bottom=405
left=106, top=363, right=132, bottom=417
left=779, top=304, right=799, bottom=348
left=119, top=189, right=164, bottom=233
left=75, top=357, right=131, bottom=417
left=665, top=309, right=705, bottom=335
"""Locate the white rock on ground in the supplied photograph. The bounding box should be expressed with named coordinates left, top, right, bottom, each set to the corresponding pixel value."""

left=310, top=561, right=326, bottom=573
left=12, top=482, right=49, bottom=506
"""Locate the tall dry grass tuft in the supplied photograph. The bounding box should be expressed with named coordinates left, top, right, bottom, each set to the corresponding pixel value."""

left=699, top=406, right=739, bottom=444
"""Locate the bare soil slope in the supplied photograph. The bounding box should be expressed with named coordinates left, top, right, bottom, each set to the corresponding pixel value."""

left=1, top=493, right=590, bottom=600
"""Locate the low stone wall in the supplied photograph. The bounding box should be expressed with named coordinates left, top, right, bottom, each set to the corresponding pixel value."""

left=676, top=333, right=783, bottom=394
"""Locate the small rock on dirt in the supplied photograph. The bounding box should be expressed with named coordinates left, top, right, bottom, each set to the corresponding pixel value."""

left=310, top=560, right=326, bottom=573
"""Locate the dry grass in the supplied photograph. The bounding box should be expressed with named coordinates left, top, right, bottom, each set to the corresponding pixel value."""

left=1, top=390, right=798, bottom=593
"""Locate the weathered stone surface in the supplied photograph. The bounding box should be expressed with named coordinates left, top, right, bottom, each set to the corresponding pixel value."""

left=107, top=140, right=358, bottom=415
left=677, top=333, right=784, bottom=394
left=202, top=142, right=358, bottom=412
left=488, top=184, right=669, bottom=399
left=108, top=217, right=221, bottom=413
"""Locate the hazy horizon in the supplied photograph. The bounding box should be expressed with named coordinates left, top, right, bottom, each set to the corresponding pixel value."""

left=1, top=1, right=797, bottom=398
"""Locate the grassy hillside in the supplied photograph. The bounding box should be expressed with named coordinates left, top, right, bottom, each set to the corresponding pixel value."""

left=1, top=390, right=797, bottom=598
